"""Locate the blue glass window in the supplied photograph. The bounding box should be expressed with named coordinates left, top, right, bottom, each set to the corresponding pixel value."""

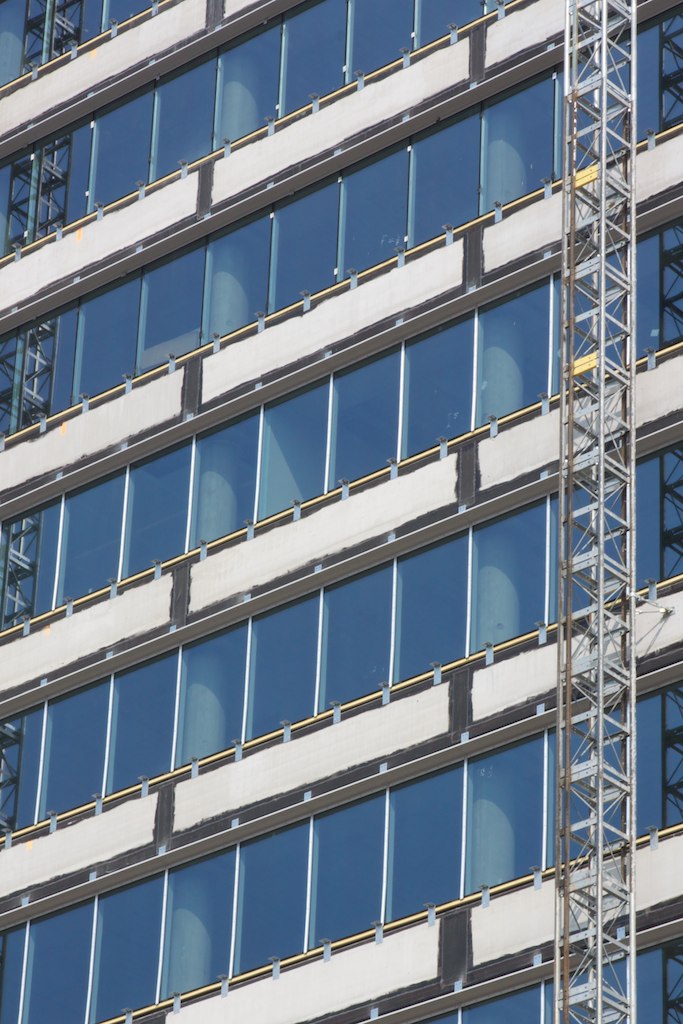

left=0, top=0, right=26, bottom=87
left=636, top=455, right=662, bottom=586
left=1, top=500, right=61, bottom=625
left=162, top=850, right=235, bottom=997
left=234, top=822, right=309, bottom=972
left=281, top=0, right=346, bottom=114
left=417, top=0, right=485, bottom=43
left=637, top=24, right=660, bottom=138
left=0, top=707, right=43, bottom=830
left=636, top=691, right=663, bottom=835
left=319, top=565, right=392, bottom=710
left=310, top=794, right=384, bottom=945
left=90, top=90, right=154, bottom=208
left=23, top=904, right=93, bottom=1024
left=74, top=277, right=141, bottom=400
left=269, top=181, right=339, bottom=311
left=329, top=350, right=400, bottom=486
left=137, top=245, right=205, bottom=371
left=40, top=680, right=109, bottom=818
left=402, top=318, right=474, bottom=456
left=64, top=122, right=93, bottom=224
left=349, top=0, right=413, bottom=75
left=247, top=595, right=318, bottom=739
left=0, top=927, right=24, bottom=1024
left=57, top=474, right=126, bottom=603
left=410, top=114, right=480, bottom=244
left=152, top=57, right=216, bottom=180
left=176, top=626, right=247, bottom=765
left=107, top=654, right=176, bottom=793
left=637, top=947, right=664, bottom=1020
left=90, top=877, right=163, bottom=1023
left=191, top=415, right=259, bottom=545
left=341, top=148, right=409, bottom=274
left=662, top=225, right=683, bottom=349
left=387, top=766, right=463, bottom=920
left=122, top=443, right=192, bottom=577
left=215, top=26, right=281, bottom=145
left=49, top=307, right=79, bottom=414
left=463, top=986, right=542, bottom=1023
left=204, top=215, right=272, bottom=339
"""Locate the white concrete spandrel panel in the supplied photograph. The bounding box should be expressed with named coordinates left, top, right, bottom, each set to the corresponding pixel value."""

left=0, top=370, right=184, bottom=496
left=0, top=173, right=198, bottom=316
left=189, top=452, right=457, bottom=614
left=176, top=919, right=440, bottom=1024
left=636, top=353, right=683, bottom=427
left=637, top=134, right=683, bottom=204
left=174, top=684, right=450, bottom=832
left=470, top=876, right=553, bottom=965
left=202, top=241, right=464, bottom=405
left=485, top=0, right=563, bottom=69
left=478, top=409, right=559, bottom=491
left=636, top=589, right=683, bottom=661
left=0, top=575, right=173, bottom=694
left=636, top=832, right=683, bottom=911
left=471, top=642, right=555, bottom=721
left=1, top=0, right=207, bottom=140
left=483, top=192, right=561, bottom=274
left=0, top=793, right=158, bottom=899
left=213, top=41, right=470, bottom=208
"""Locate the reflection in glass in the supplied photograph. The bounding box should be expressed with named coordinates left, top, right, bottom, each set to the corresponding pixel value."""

left=152, top=58, right=216, bottom=180
left=410, top=114, right=480, bottom=245
left=40, top=680, right=109, bottom=818
left=310, top=795, right=384, bottom=945
left=0, top=926, right=24, bottom=1024
left=636, top=692, right=663, bottom=835
left=204, top=216, right=271, bottom=339
left=0, top=707, right=43, bottom=830
left=192, top=415, right=259, bottom=546
left=162, top=850, right=235, bottom=997
left=269, top=181, right=339, bottom=311
left=90, top=90, right=154, bottom=208
left=215, top=26, right=281, bottom=144
left=74, top=277, right=141, bottom=400
left=1, top=500, right=61, bottom=626
left=319, top=566, right=392, bottom=710
left=462, top=986, right=542, bottom=1023
left=138, top=246, right=205, bottom=371
left=23, top=904, right=93, bottom=1024
left=176, top=626, right=247, bottom=765
left=281, top=0, right=346, bottom=113
left=341, top=148, right=409, bottom=274
left=123, top=443, right=192, bottom=577
left=258, top=383, right=328, bottom=519
left=58, top=474, right=126, bottom=603
left=0, top=0, right=26, bottom=87
left=107, top=654, right=176, bottom=793
left=350, top=0, right=413, bottom=77
left=636, top=455, right=661, bottom=586
left=234, top=823, right=308, bottom=972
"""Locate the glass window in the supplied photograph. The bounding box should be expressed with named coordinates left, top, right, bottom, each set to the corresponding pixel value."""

left=319, top=565, right=392, bottom=710
left=386, top=766, right=463, bottom=921
left=0, top=927, right=24, bottom=1024
left=191, top=414, right=259, bottom=546
left=247, top=594, right=318, bottom=739
left=203, top=215, right=271, bottom=339
left=349, top=0, right=413, bottom=75
left=475, top=282, right=550, bottom=426
left=90, top=876, right=163, bottom=1023
left=39, top=680, right=109, bottom=818
left=74, top=277, right=141, bottom=400
left=310, top=794, right=384, bottom=946
left=176, top=625, right=247, bottom=766
left=636, top=454, right=661, bottom=586
left=470, top=503, right=547, bottom=653
left=328, top=350, right=400, bottom=486
left=107, top=654, right=176, bottom=793
left=257, top=382, right=328, bottom=519
left=64, top=121, right=93, bottom=225
left=480, top=77, right=554, bottom=211
left=152, top=58, right=216, bottom=180
left=0, top=707, right=43, bottom=830
left=23, top=903, right=93, bottom=1024
left=161, top=850, right=235, bottom=997
left=1, top=500, right=61, bottom=626
left=281, top=0, right=346, bottom=114
left=215, top=26, right=281, bottom=145
left=636, top=691, right=663, bottom=835
left=410, top=114, right=480, bottom=245
left=394, top=535, right=468, bottom=681
left=637, top=947, right=664, bottom=1020
left=137, top=245, right=205, bottom=371
left=465, top=736, right=544, bottom=891
left=402, top=318, right=474, bottom=456
left=122, top=443, right=192, bottom=578
left=417, top=0, right=487, bottom=43
left=661, top=14, right=683, bottom=131
left=341, top=148, right=409, bottom=274
left=269, top=181, right=339, bottom=311
left=0, top=0, right=25, bottom=86
left=234, top=822, right=309, bottom=973
left=463, top=986, right=542, bottom=1023
left=662, top=224, right=683, bottom=350
left=637, top=24, right=660, bottom=138
left=57, top=474, right=126, bottom=603
left=90, top=90, right=154, bottom=208
left=49, top=307, right=80, bottom=415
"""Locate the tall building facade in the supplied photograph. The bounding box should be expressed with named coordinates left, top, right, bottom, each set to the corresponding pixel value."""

left=0, top=0, right=682, bottom=1022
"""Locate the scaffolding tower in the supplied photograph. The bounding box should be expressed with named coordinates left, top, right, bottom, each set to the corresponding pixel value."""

left=554, top=0, right=637, bottom=1021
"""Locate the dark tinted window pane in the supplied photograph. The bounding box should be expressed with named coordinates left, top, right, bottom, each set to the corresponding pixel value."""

left=310, top=795, right=384, bottom=946
left=40, top=680, right=109, bottom=817
left=402, top=318, right=474, bottom=456
left=411, top=114, right=480, bottom=244
left=215, top=26, right=281, bottom=144
left=138, top=246, right=205, bottom=371
left=234, top=823, right=309, bottom=972
left=162, top=850, right=235, bottom=996
left=636, top=455, right=661, bottom=585
left=281, top=0, right=346, bottom=114
left=50, top=307, right=79, bottom=413
left=153, top=58, right=216, bottom=179
left=481, top=77, right=554, bottom=211
left=0, top=927, right=24, bottom=1024
left=476, top=283, right=550, bottom=425
left=387, top=766, right=463, bottom=920
left=664, top=684, right=683, bottom=827
left=661, top=15, right=683, bottom=130
left=75, top=277, right=141, bottom=399
left=192, top=415, right=259, bottom=546
left=637, top=947, right=663, bottom=1020
left=176, top=626, right=247, bottom=765
left=637, top=692, right=663, bottom=834
left=0, top=0, right=25, bottom=86
left=58, top=474, right=125, bottom=602
left=395, top=536, right=468, bottom=680
left=107, top=654, right=176, bottom=792
left=91, top=877, right=163, bottom=1023
left=65, top=122, right=92, bottom=224
left=329, top=350, right=400, bottom=485
left=23, top=903, right=93, bottom=1024
left=0, top=163, right=10, bottom=256
left=418, top=0, right=484, bottom=43
left=270, top=181, right=339, bottom=310
left=108, top=0, right=145, bottom=21
left=636, top=234, right=660, bottom=358
left=91, top=90, right=153, bottom=207
left=2, top=501, right=61, bottom=625
left=463, top=986, right=541, bottom=1023
left=341, top=148, right=409, bottom=274
left=319, top=565, right=392, bottom=710
left=637, top=25, right=660, bottom=138
left=1, top=707, right=43, bottom=830
left=470, top=503, right=547, bottom=652
left=258, top=383, right=328, bottom=519
left=662, top=224, right=683, bottom=349
left=350, top=0, right=413, bottom=74
left=204, top=216, right=271, bottom=338
left=247, top=595, right=318, bottom=739
left=663, top=448, right=683, bottom=579
left=123, top=443, right=192, bottom=577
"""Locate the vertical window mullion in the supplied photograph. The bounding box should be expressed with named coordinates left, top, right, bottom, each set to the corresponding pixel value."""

left=396, top=339, right=406, bottom=462
left=116, top=466, right=131, bottom=581
left=228, top=844, right=241, bottom=977
left=276, top=17, right=287, bottom=118
left=252, top=406, right=265, bottom=524
left=101, top=674, right=115, bottom=799
left=546, top=275, right=555, bottom=399
left=335, top=175, right=346, bottom=281
left=323, top=375, right=334, bottom=493
left=405, top=142, right=415, bottom=249
left=303, top=816, right=315, bottom=952
left=344, top=0, right=354, bottom=84
left=470, top=308, right=480, bottom=433
left=16, top=922, right=30, bottom=1024
left=32, top=700, right=48, bottom=825
left=184, top=436, right=197, bottom=554
left=240, top=619, right=253, bottom=744
left=155, top=870, right=170, bottom=1003
left=544, top=495, right=552, bottom=629
left=459, top=759, right=469, bottom=899
left=380, top=787, right=391, bottom=924
left=51, top=493, right=66, bottom=609
left=388, top=558, right=399, bottom=684
left=169, top=648, right=183, bottom=770
left=83, top=895, right=99, bottom=1024
left=464, top=528, right=474, bottom=659
left=541, top=729, right=549, bottom=872
left=313, top=589, right=324, bottom=717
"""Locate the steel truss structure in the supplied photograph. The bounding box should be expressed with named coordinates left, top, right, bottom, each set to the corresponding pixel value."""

left=24, top=0, right=84, bottom=70
left=554, top=0, right=637, bottom=1020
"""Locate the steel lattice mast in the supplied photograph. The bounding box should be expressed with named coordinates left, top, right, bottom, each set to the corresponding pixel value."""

left=554, top=0, right=637, bottom=1020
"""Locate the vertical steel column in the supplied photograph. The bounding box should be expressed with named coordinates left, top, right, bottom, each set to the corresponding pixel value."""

left=555, top=0, right=637, bottom=1020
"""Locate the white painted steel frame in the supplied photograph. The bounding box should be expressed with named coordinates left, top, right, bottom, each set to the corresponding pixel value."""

left=555, top=0, right=637, bottom=1021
